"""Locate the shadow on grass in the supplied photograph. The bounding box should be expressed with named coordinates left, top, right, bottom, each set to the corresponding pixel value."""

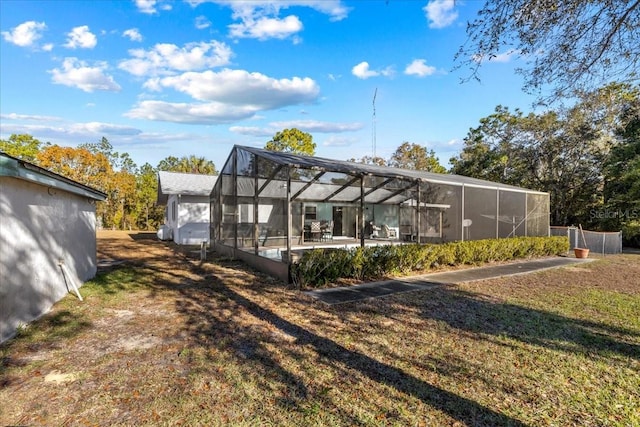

left=410, top=284, right=640, bottom=361
left=171, top=261, right=527, bottom=427
left=1, top=310, right=92, bottom=388
left=128, top=232, right=158, bottom=241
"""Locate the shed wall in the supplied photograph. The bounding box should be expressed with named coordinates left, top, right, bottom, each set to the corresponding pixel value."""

left=0, top=177, right=98, bottom=342
left=169, top=194, right=210, bottom=245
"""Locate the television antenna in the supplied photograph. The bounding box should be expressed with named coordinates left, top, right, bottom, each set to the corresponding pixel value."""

left=372, top=87, right=377, bottom=158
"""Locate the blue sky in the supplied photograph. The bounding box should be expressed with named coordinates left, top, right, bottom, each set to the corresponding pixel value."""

left=0, top=0, right=534, bottom=171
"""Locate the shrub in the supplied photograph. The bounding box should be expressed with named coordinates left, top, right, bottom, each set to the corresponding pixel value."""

left=290, top=236, right=569, bottom=288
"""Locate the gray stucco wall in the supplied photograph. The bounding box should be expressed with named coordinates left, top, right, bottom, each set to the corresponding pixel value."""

left=0, top=177, right=98, bottom=342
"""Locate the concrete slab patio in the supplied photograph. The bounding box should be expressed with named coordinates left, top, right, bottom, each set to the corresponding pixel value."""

left=304, top=257, right=592, bottom=305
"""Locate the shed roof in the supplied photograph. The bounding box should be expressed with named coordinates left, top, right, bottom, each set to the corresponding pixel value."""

left=157, top=171, right=218, bottom=205
left=0, top=152, right=107, bottom=201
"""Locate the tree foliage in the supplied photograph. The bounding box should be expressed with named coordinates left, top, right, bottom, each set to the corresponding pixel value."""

left=0, top=134, right=49, bottom=162
left=348, top=155, right=388, bottom=166
left=457, top=0, right=640, bottom=100
left=157, top=155, right=217, bottom=175
left=389, top=142, right=447, bottom=173
left=135, top=163, right=165, bottom=230
left=265, top=128, right=316, bottom=156
left=451, top=83, right=640, bottom=232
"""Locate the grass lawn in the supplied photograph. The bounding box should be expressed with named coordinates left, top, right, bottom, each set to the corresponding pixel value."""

left=1, top=232, right=639, bottom=426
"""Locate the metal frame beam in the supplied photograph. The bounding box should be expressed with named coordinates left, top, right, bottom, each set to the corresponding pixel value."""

left=323, top=175, right=360, bottom=202
left=350, top=177, right=395, bottom=203
left=291, top=171, right=326, bottom=201
left=257, top=163, right=285, bottom=196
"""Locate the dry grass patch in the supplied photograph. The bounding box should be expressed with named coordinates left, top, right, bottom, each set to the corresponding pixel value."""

left=1, top=232, right=638, bottom=426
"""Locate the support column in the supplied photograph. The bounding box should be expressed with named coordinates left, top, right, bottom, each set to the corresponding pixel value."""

left=416, top=181, right=421, bottom=244
left=496, top=189, right=500, bottom=238
left=253, top=157, right=259, bottom=255
left=461, top=184, right=465, bottom=241
left=360, top=176, right=365, bottom=247
left=286, top=167, right=292, bottom=259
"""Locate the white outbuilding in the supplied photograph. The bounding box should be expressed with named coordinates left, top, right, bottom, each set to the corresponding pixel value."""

left=156, top=171, right=217, bottom=245
left=0, top=152, right=106, bottom=342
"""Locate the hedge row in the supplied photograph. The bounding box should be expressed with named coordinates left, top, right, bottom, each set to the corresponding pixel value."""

left=290, top=236, right=569, bottom=288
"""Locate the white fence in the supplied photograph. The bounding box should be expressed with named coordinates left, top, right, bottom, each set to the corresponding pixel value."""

left=550, top=226, right=623, bottom=255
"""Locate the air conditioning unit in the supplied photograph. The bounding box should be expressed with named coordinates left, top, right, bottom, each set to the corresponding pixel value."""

left=157, top=225, right=173, bottom=241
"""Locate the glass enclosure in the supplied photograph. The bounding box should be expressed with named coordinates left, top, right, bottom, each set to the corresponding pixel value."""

left=210, top=146, right=551, bottom=265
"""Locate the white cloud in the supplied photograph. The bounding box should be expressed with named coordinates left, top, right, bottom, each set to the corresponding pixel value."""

left=50, top=58, right=121, bottom=92
left=189, top=1, right=349, bottom=41
left=229, top=15, right=303, bottom=40
left=270, top=120, right=363, bottom=133
left=42, top=43, right=54, bottom=51
left=0, top=121, right=140, bottom=139
left=125, top=100, right=260, bottom=124
left=229, top=126, right=274, bottom=137
left=64, top=25, right=97, bottom=49
left=352, top=61, right=394, bottom=79
left=71, top=122, right=142, bottom=135
left=151, top=69, right=319, bottom=107
left=1, top=113, right=62, bottom=121
left=135, top=0, right=157, bottom=14
left=1, top=21, right=46, bottom=47
left=189, top=1, right=350, bottom=22
left=322, top=136, right=357, bottom=147
left=424, top=0, right=458, bottom=29
left=119, top=40, right=233, bottom=76
left=230, top=120, right=362, bottom=137
left=195, top=16, right=212, bottom=29
left=127, top=69, right=320, bottom=124
left=123, top=28, right=143, bottom=42
left=404, top=59, right=437, bottom=77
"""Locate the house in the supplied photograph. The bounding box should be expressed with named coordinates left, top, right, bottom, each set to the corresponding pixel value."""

left=0, top=152, right=106, bottom=342
left=156, top=171, right=218, bottom=245
left=210, top=145, right=550, bottom=282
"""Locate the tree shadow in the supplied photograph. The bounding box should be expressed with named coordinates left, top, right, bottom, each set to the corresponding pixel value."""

left=171, top=262, right=527, bottom=426
left=408, top=283, right=639, bottom=361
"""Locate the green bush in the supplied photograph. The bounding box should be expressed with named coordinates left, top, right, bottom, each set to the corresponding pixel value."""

left=622, top=221, right=640, bottom=247
left=290, top=236, right=569, bottom=288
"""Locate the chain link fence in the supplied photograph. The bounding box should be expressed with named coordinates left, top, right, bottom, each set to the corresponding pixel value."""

left=550, top=226, right=623, bottom=255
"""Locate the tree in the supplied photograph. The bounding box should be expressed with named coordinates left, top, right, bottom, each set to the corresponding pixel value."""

left=157, top=155, right=217, bottom=174
left=603, top=108, right=640, bottom=245
left=457, top=0, right=640, bottom=100
left=80, top=136, right=137, bottom=174
left=0, top=134, right=48, bottom=162
left=134, top=163, right=165, bottom=230
left=448, top=85, right=640, bottom=226
left=389, top=142, right=447, bottom=173
left=265, top=128, right=316, bottom=156
left=348, top=155, right=388, bottom=166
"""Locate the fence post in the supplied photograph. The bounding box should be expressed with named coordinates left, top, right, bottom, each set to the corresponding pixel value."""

left=619, top=231, right=623, bottom=254
left=602, top=233, right=605, bottom=256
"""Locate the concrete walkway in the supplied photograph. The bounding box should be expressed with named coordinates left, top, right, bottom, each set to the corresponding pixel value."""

left=304, top=257, right=591, bottom=305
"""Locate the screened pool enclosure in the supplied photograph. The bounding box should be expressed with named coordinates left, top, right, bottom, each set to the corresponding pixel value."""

left=210, top=146, right=550, bottom=281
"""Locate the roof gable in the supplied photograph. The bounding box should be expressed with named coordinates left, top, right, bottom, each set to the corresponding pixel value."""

left=157, top=171, right=218, bottom=205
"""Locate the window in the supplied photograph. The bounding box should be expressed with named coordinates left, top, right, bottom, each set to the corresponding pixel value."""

left=171, top=200, right=177, bottom=222
left=304, top=205, right=317, bottom=221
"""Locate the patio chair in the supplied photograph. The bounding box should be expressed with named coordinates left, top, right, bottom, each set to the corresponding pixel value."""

left=310, top=221, right=322, bottom=241
left=400, top=224, right=414, bottom=241
left=369, top=221, right=380, bottom=239
left=321, top=220, right=334, bottom=241
left=381, top=224, right=397, bottom=239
